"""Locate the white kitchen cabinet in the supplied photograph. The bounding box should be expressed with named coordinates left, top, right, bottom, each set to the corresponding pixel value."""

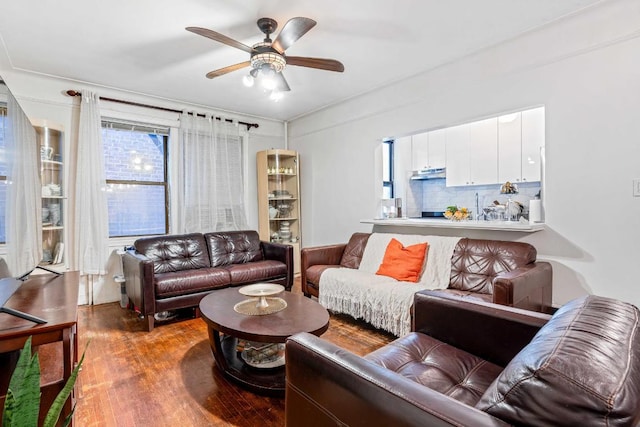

left=498, top=107, right=544, bottom=183
left=411, top=129, right=446, bottom=171
left=445, top=124, right=470, bottom=186
left=427, top=128, right=446, bottom=170
left=411, top=132, right=429, bottom=171
left=498, top=112, right=522, bottom=183
left=468, top=117, right=498, bottom=185
left=521, top=107, right=545, bottom=182
left=446, top=118, right=497, bottom=186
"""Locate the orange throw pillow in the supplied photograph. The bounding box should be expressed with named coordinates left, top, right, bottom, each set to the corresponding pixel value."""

left=376, top=238, right=429, bottom=282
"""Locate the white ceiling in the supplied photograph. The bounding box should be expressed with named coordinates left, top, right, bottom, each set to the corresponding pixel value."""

left=0, top=0, right=603, bottom=122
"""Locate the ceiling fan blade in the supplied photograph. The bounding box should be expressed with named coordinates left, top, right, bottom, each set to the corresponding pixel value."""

left=271, top=17, right=317, bottom=53
left=206, top=61, right=251, bottom=79
left=274, top=72, right=291, bottom=92
left=286, top=56, right=345, bottom=73
left=186, top=27, right=254, bottom=54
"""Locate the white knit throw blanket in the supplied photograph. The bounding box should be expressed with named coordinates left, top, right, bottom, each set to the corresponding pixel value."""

left=319, top=233, right=461, bottom=336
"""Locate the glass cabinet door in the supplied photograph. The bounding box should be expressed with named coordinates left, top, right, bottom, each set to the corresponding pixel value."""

left=36, top=124, right=65, bottom=267
left=257, top=149, right=301, bottom=274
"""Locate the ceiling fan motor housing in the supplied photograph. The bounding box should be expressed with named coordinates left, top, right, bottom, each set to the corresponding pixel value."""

left=250, top=43, right=286, bottom=73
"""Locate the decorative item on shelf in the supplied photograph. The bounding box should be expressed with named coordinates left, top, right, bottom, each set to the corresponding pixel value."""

left=240, top=341, right=286, bottom=368
left=272, top=189, right=290, bottom=198
left=53, top=242, right=64, bottom=264
left=48, top=203, right=61, bottom=226
left=500, top=181, right=519, bottom=194
left=279, top=221, right=292, bottom=241
left=444, top=206, right=470, bottom=221
left=42, top=207, right=50, bottom=223
left=40, top=146, right=54, bottom=161
left=47, top=183, right=61, bottom=196
left=277, top=203, right=291, bottom=218
left=269, top=205, right=279, bottom=219
left=42, top=249, right=53, bottom=264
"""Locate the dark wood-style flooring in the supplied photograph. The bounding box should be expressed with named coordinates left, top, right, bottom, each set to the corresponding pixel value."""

left=74, top=280, right=394, bottom=426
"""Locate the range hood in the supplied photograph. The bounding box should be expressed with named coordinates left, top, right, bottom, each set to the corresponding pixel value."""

left=410, top=167, right=446, bottom=180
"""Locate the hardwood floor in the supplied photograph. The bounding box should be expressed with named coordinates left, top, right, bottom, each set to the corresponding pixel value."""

left=74, top=281, right=394, bottom=426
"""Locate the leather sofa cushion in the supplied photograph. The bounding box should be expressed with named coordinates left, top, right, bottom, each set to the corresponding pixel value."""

left=340, top=232, right=371, bottom=269
left=204, top=230, right=263, bottom=267
left=306, top=265, right=339, bottom=287
left=431, top=289, right=492, bottom=304
left=365, top=332, right=502, bottom=407
left=154, top=268, right=230, bottom=299
left=135, top=233, right=210, bottom=274
left=476, top=295, right=640, bottom=427
left=223, top=260, right=287, bottom=285
left=449, top=238, right=537, bottom=294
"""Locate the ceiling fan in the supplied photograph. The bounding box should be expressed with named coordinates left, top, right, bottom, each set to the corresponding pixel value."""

left=186, top=17, right=344, bottom=99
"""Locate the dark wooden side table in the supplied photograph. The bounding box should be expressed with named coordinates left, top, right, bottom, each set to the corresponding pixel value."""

left=0, top=271, right=79, bottom=426
left=199, top=286, right=329, bottom=396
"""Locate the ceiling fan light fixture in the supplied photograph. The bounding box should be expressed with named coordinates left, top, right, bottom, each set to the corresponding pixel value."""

left=190, top=17, right=343, bottom=98
left=242, top=74, right=255, bottom=87
left=250, top=45, right=286, bottom=73
left=262, top=74, right=277, bottom=91
left=269, top=90, right=283, bottom=102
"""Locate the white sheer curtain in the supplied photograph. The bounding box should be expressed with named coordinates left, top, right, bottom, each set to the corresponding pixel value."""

left=177, top=113, right=248, bottom=233
left=5, top=89, right=41, bottom=276
left=73, top=90, right=109, bottom=275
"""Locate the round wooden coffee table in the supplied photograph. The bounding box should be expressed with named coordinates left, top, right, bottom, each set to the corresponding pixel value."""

left=199, top=286, right=329, bottom=396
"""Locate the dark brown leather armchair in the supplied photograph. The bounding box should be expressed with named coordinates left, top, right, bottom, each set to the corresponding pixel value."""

left=286, top=291, right=640, bottom=426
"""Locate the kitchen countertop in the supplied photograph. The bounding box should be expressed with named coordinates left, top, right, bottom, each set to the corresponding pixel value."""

left=361, top=218, right=545, bottom=232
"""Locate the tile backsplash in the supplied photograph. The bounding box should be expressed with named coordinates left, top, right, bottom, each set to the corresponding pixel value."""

left=405, top=179, right=541, bottom=219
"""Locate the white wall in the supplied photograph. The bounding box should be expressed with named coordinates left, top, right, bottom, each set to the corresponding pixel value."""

left=288, top=0, right=640, bottom=308
left=0, top=70, right=285, bottom=304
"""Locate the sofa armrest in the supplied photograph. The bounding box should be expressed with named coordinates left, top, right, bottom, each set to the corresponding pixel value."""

left=300, top=244, right=347, bottom=298
left=122, top=250, right=155, bottom=316
left=261, top=241, right=294, bottom=291
left=493, top=261, right=553, bottom=313
left=412, top=290, right=551, bottom=367
left=301, top=243, right=347, bottom=269
left=285, top=332, right=510, bottom=427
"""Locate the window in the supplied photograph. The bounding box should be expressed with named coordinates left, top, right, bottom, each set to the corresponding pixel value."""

left=102, top=121, right=169, bottom=237
left=0, top=106, right=6, bottom=243
left=382, top=139, right=394, bottom=198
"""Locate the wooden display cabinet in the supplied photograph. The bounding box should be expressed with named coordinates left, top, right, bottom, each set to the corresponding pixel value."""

left=36, top=123, right=65, bottom=269
left=256, top=149, right=301, bottom=274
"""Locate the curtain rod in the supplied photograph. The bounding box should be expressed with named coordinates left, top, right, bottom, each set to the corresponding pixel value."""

left=65, top=90, right=259, bottom=131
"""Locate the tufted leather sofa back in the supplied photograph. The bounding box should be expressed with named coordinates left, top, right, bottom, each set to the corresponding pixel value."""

left=449, top=238, right=536, bottom=294
left=204, top=230, right=263, bottom=267
left=477, top=295, right=640, bottom=426
left=134, top=233, right=210, bottom=274
left=339, top=233, right=371, bottom=269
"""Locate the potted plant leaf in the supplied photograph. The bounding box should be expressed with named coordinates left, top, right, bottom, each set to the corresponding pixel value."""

left=2, top=336, right=87, bottom=427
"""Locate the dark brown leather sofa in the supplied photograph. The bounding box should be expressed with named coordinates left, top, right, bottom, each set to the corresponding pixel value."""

left=286, top=291, right=640, bottom=427
left=123, top=230, right=293, bottom=331
left=302, top=232, right=552, bottom=313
